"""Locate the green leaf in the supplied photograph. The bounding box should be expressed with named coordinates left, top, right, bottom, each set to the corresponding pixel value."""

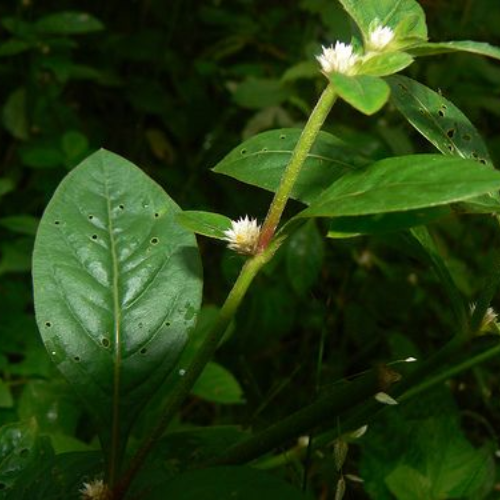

left=0, top=215, right=39, bottom=235
left=0, top=39, right=31, bottom=57
left=337, top=0, right=427, bottom=42
left=35, top=11, right=104, bottom=35
left=327, top=207, right=450, bottom=238
left=0, top=178, right=14, bottom=200
left=5, top=451, right=102, bottom=500
left=385, top=466, right=433, bottom=500
left=212, top=128, right=367, bottom=204
left=19, top=143, right=64, bottom=169
left=388, top=76, right=492, bottom=164
left=0, top=380, right=13, bottom=408
left=286, top=220, right=324, bottom=295
left=149, top=466, right=312, bottom=499
left=233, top=78, right=290, bottom=110
left=298, top=155, right=500, bottom=218
left=407, top=226, right=466, bottom=327
left=2, top=88, right=28, bottom=140
left=388, top=76, right=500, bottom=213
left=330, top=73, right=390, bottom=115
left=32, top=149, right=203, bottom=467
left=193, top=362, right=245, bottom=405
left=61, top=131, right=90, bottom=168
left=409, top=40, right=500, bottom=61
left=177, top=211, right=232, bottom=240
left=360, top=52, right=414, bottom=77
left=0, top=420, right=53, bottom=495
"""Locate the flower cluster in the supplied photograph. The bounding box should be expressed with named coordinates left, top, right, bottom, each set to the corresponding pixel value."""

left=316, top=41, right=359, bottom=76
left=316, top=22, right=395, bottom=76
left=223, top=216, right=261, bottom=255
left=79, top=479, right=111, bottom=500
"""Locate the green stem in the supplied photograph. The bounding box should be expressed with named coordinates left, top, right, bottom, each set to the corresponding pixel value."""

left=207, top=365, right=399, bottom=467
left=114, top=240, right=280, bottom=498
left=258, top=84, right=337, bottom=251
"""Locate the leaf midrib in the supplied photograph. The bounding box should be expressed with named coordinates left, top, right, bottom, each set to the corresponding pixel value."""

left=102, top=158, right=122, bottom=484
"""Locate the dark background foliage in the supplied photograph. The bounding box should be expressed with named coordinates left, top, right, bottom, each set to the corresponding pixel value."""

left=2, top=0, right=500, bottom=497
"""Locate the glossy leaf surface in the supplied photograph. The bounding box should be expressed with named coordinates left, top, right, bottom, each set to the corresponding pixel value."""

left=330, top=74, right=390, bottom=115
left=298, top=155, right=500, bottom=218
left=327, top=207, right=450, bottom=238
left=32, top=149, right=203, bottom=464
left=177, top=211, right=232, bottom=240
left=409, top=40, right=500, bottom=61
left=337, top=0, right=427, bottom=41
left=212, top=128, right=367, bottom=204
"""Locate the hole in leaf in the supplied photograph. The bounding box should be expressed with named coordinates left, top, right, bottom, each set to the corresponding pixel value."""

left=446, top=129, right=455, bottom=138
left=462, top=134, right=471, bottom=141
left=45, top=321, right=52, bottom=328
left=119, top=204, right=125, bottom=210
left=418, top=108, right=425, bottom=114
left=472, top=152, right=479, bottom=159
left=151, top=237, right=159, bottom=245
left=165, top=321, right=171, bottom=327
left=479, top=159, right=487, bottom=164
left=19, top=448, right=29, bottom=457
left=279, top=134, right=286, bottom=140
left=73, top=356, right=81, bottom=362
left=101, top=338, right=110, bottom=348
left=262, top=147, right=268, bottom=152
left=154, top=212, right=159, bottom=218
left=438, top=110, right=445, bottom=117
left=240, top=148, right=247, bottom=155
left=54, top=220, right=60, bottom=225
left=91, top=234, right=98, bottom=240
left=88, top=215, right=94, bottom=220
left=447, top=145, right=454, bottom=152
left=140, top=347, right=147, bottom=355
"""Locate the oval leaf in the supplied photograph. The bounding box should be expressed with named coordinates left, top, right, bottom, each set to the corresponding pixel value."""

left=177, top=211, right=232, bottom=240
left=212, top=128, right=367, bottom=204
left=388, top=75, right=491, bottom=164
left=193, top=362, right=245, bottom=405
left=32, top=149, right=203, bottom=466
left=298, top=155, right=500, bottom=218
left=360, top=52, right=414, bottom=77
left=330, top=74, right=390, bottom=115
left=338, top=0, right=427, bottom=42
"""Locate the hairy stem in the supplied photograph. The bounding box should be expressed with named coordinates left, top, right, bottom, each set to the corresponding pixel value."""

left=258, top=84, right=337, bottom=251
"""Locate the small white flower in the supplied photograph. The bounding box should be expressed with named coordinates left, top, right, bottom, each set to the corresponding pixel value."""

left=316, top=42, right=359, bottom=76
left=223, top=216, right=261, bottom=255
left=79, top=479, right=111, bottom=500
left=367, top=23, right=395, bottom=51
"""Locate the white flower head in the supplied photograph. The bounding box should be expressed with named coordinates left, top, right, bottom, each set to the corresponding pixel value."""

left=223, top=216, right=261, bottom=255
left=316, top=41, right=359, bottom=76
left=367, top=23, right=395, bottom=52
left=79, top=479, right=111, bottom=500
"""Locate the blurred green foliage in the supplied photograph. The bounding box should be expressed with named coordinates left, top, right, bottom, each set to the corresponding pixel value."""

left=2, top=0, right=500, bottom=498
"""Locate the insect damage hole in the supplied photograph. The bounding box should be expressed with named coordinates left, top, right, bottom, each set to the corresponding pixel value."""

left=45, top=321, right=52, bottom=328
left=279, top=134, right=286, bottom=140
left=140, top=347, right=147, bottom=355
left=119, top=204, right=125, bottom=210
left=446, top=129, right=455, bottom=138
left=91, top=234, right=98, bottom=240
left=54, top=220, right=61, bottom=226
left=73, top=356, right=81, bottom=362
left=150, top=237, right=159, bottom=245
left=240, top=148, right=247, bottom=155
left=101, top=338, right=110, bottom=348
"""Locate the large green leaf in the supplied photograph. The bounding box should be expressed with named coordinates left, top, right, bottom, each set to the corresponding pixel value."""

left=212, top=128, right=367, bottom=204
left=149, top=466, right=312, bottom=499
left=409, top=40, right=500, bottom=61
left=388, top=75, right=500, bottom=213
left=388, top=76, right=491, bottom=164
left=337, top=0, right=427, bottom=42
left=298, top=155, right=500, bottom=218
left=32, top=149, right=203, bottom=467
left=330, top=73, right=390, bottom=115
